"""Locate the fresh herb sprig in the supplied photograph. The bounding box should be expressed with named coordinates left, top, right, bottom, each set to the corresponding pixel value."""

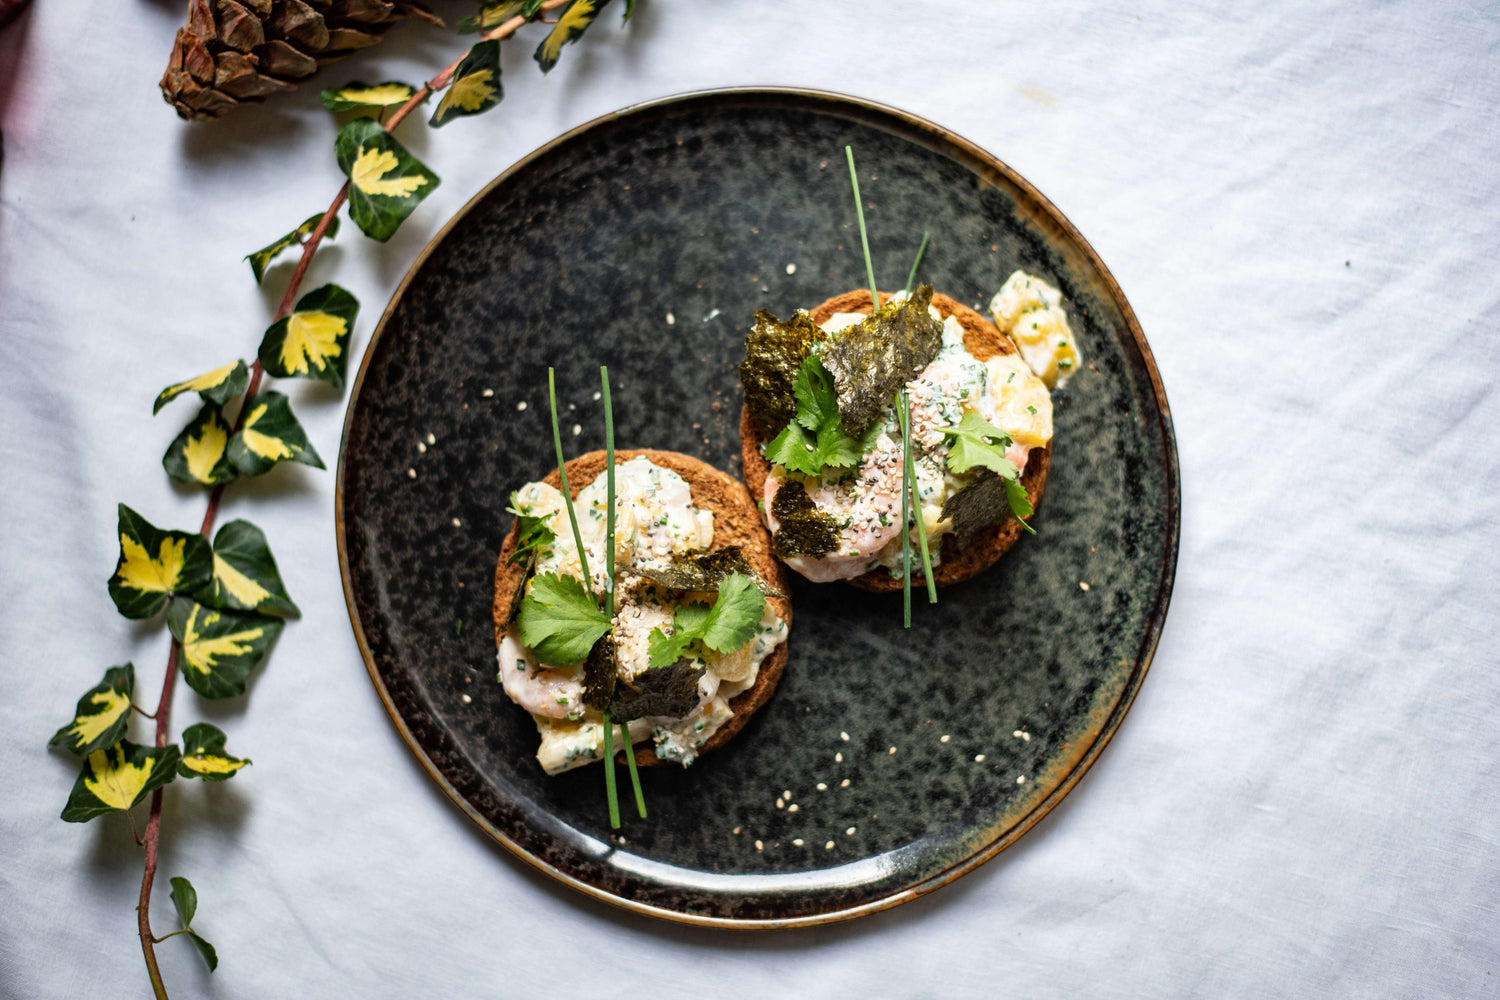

left=763, top=356, right=874, bottom=476
left=844, top=146, right=937, bottom=624
left=645, top=574, right=767, bottom=668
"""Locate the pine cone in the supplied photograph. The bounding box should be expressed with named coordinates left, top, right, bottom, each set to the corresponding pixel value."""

left=161, top=0, right=443, bottom=121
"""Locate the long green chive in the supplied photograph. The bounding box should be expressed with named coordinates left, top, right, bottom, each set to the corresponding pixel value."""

left=901, top=392, right=938, bottom=604
left=897, top=390, right=913, bottom=627
left=601, top=366, right=646, bottom=819
left=548, top=368, right=593, bottom=597
left=904, top=231, right=931, bottom=295
left=845, top=146, right=880, bottom=309
left=601, top=709, right=620, bottom=829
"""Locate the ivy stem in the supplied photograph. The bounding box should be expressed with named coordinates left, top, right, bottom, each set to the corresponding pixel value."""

left=152, top=929, right=189, bottom=945
left=131, top=704, right=157, bottom=719
left=131, top=8, right=572, bottom=995
left=127, top=808, right=144, bottom=847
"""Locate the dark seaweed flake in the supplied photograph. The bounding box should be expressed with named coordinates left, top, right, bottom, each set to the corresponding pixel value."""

left=739, top=309, right=824, bottom=436
left=770, top=478, right=839, bottom=559
left=608, top=659, right=706, bottom=723
left=819, top=285, right=944, bottom=434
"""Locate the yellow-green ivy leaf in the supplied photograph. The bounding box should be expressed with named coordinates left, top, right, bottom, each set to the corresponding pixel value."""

left=153, top=360, right=249, bottom=415
left=430, top=41, right=503, bottom=127
left=176, top=723, right=250, bottom=782
left=162, top=403, right=237, bottom=487
left=226, top=391, right=324, bottom=478
left=107, top=505, right=213, bottom=620
left=534, top=0, right=610, bottom=74
left=257, top=283, right=359, bottom=389
left=49, top=664, right=135, bottom=757
left=194, top=519, right=299, bottom=618
left=245, top=213, right=339, bottom=285
left=335, top=118, right=440, bottom=242
left=320, top=80, right=418, bottom=113
left=456, top=1, right=543, bottom=33
left=168, top=877, right=219, bottom=972
left=623, top=0, right=635, bottom=21
left=168, top=597, right=284, bottom=700
left=60, top=740, right=181, bottom=823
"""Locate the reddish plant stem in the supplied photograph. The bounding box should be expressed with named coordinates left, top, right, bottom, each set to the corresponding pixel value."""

left=131, top=6, right=569, bottom=994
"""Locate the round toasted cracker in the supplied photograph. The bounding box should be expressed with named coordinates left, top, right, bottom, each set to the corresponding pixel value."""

left=493, top=449, right=792, bottom=767
left=739, top=290, right=1052, bottom=591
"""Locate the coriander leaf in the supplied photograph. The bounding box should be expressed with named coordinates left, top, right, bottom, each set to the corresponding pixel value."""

left=697, top=573, right=766, bottom=654
left=516, top=573, right=609, bottom=666
left=944, top=411, right=1019, bottom=478
left=764, top=420, right=821, bottom=476
left=793, top=355, right=840, bottom=431
left=506, top=494, right=556, bottom=567
left=765, top=356, right=873, bottom=476
left=1005, top=477, right=1036, bottom=535
left=673, top=602, right=711, bottom=636
left=646, top=626, right=694, bottom=669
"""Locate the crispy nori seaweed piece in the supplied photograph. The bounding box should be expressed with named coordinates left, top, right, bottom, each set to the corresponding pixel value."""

left=608, top=659, right=706, bottom=723
left=632, top=546, right=780, bottom=596
left=770, top=478, right=840, bottom=558
left=739, top=308, right=824, bottom=436
left=940, top=469, right=1011, bottom=546
left=582, top=633, right=617, bottom=710
left=820, top=285, right=944, bottom=435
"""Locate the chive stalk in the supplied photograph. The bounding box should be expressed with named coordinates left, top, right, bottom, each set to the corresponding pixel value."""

left=548, top=368, right=593, bottom=597
left=845, top=146, right=880, bottom=309
left=601, top=709, right=620, bottom=829
left=897, top=390, right=912, bottom=627
left=901, top=392, right=938, bottom=604
left=601, top=366, right=646, bottom=819
left=904, top=231, right=931, bottom=295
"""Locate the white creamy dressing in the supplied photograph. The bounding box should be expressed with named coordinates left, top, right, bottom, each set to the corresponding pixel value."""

left=763, top=288, right=1057, bottom=582
left=499, top=456, right=788, bottom=774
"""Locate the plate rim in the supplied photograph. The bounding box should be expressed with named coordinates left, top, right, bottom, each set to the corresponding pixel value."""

left=334, top=85, right=1181, bottom=929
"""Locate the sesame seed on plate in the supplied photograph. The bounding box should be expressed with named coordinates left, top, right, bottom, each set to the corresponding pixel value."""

left=940, top=734, right=951, bottom=743
left=840, top=778, right=850, bottom=788
left=406, top=468, right=416, bottom=479
left=816, top=782, right=827, bottom=791
left=824, top=840, right=834, bottom=850
left=787, top=804, right=799, bottom=813
left=754, top=840, right=763, bottom=851
left=975, top=754, right=986, bottom=763
left=846, top=826, right=856, bottom=836
left=792, top=838, right=804, bottom=847
left=835, top=752, right=843, bottom=763
left=516, top=400, right=528, bottom=411
left=481, top=388, right=494, bottom=398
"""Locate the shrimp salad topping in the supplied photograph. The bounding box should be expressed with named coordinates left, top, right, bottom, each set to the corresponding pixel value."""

left=500, top=457, right=788, bottom=774
left=758, top=274, right=1069, bottom=583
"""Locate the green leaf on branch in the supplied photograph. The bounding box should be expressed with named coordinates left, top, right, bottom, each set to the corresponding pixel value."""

left=162, top=403, right=237, bottom=487
left=194, top=520, right=300, bottom=618
left=226, top=391, right=324, bottom=477
left=107, top=505, right=213, bottom=620
left=153, top=361, right=248, bottom=415
left=257, top=283, right=359, bottom=389
left=167, top=597, right=284, bottom=700
left=430, top=40, right=503, bottom=127
left=335, top=118, right=440, bottom=242
left=169, top=876, right=219, bottom=972
left=320, top=80, right=418, bottom=113
left=245, top=214, right=339, bottom=285
left=457, top=1, right=543, bottom=33
left=177, top=723, right=251, bottom=781
left=623, top=0, right=635, bottom=21
left=943, top=411, right=1018, bottom=479
left=515, top=572, right=609, bottom=666
left=60, top=740, right=181, bottom=823
left=49, top=664, right=135, bottom=757
left=534, top=0, right=610, bottom=73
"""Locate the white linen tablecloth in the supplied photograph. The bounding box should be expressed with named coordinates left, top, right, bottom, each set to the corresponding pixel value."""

left=2, top=1, right=1497, bottom=996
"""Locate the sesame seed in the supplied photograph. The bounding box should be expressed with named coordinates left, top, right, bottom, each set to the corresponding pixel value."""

left=1017, top=775, right=1027, bottom=784
left=940, top=734, right=951, bottom=743
left=888, top=746, right=897, bottom=755
left=666, top=312, right=676, bottom=325
left=592, top=391, right=601, bottom=401
left=786, top=263, right=797, bottom=275
left=788, top=804, right=799, bottom=813
left=406, top=468, right=416, bottom=479
left=571, top=424, right=581, bottom=436
left=835, top=752, right=843, bottom=763
left=516, top=401, right=528, bottom=411
left=824, top=840, right=835, bottom=850
left=417, top=442, right=427, bottom=454
left=840, top=778, right=850, bottom=788
left=460, top=693, right=471, bottom=704
left=1079, top=581, right=1091, bottom=591
left=754, top=839, right=763, bottom=851
left=775, top=797, right=784, bottom=809
left=451, top=517, right=462, bottom=527
left=846, top=826, right=856, bottom=836
left=782, top=789, right=791, bottom=799
left=975, top=754, right=986, bottom=763
left=816, top=782, right=827, bottom=791
left=481, top=388, right=494, bottom=398
left=840, top=731, right=850, bottom=742
left=426, top=433, right=436, bottom=445
left=792, top=838, right=804, bottom=847
left=732, top=826, right=742, bottom=835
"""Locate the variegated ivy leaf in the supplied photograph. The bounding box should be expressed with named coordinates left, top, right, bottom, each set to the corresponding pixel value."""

left=535, top=0, right=611, bottom=74
left=257, top=283, right=359, bottom=389
left=169, top=877, right=219, bottom=972
left=49, top=664, right=135, bottom=757
left=430, top=41, right=503, bottom=128
left=153, top=360, right=249, bottom=415
left=456, top=1, right=543, bottom=33
left=176, top=723, right=250, bottom=782
left=246, top=213, right=340, bottom=285
left=335, top=118, right=440, bottom=242
left=168, top=597, right=284, bottom=700
left=60, top=740, right=181, bottom=823
left=162, top=402, right=237, bottom=487
left=226, top=391, right=324, bottom=478
left=320, top=80, right=418, bottom=113
left=194, top=519, right=300, bottom=618
left=108, top=505, right=213, bottom=620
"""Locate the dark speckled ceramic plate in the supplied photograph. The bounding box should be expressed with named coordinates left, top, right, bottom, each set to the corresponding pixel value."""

left=336, top=88, right=1178, bottom=927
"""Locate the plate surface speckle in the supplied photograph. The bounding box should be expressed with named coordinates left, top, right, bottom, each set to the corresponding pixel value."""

left=336, top=88, right=1178, bottom=926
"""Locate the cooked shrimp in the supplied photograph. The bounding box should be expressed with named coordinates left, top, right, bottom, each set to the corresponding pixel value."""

left=497, top=634, right=584, bottom=719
